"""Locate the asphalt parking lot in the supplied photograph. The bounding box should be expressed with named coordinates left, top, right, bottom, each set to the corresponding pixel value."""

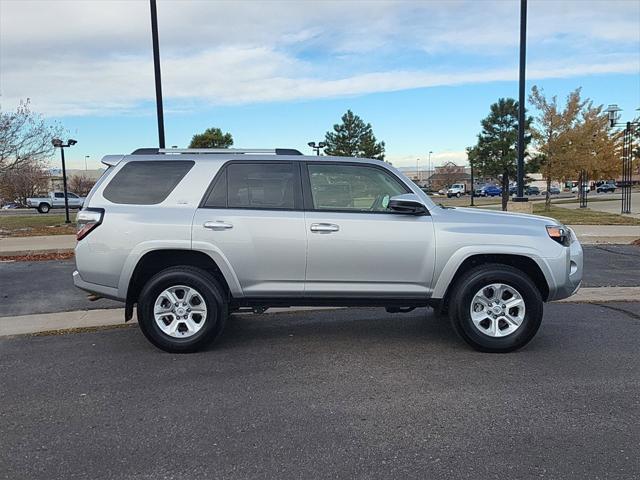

left=2, top=244, right=639, bottom=479
left=2, top=303, right=640, bottom=479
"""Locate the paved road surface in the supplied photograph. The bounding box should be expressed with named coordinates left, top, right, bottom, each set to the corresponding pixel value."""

left=1, top=304, right=639, bottom=479
left=0, top=259, right=121, bottom=316
left=2, top=245, right=639, bottom=317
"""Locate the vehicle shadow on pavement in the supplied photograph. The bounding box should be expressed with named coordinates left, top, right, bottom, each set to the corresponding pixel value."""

left=212, top=307, right=471, bottom=352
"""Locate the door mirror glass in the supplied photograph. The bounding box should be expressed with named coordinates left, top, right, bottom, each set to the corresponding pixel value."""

left=388, top=194, right=428, bottom=215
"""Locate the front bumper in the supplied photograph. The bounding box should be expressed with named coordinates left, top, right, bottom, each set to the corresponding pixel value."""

left=546, top=235, right=583, bottom=301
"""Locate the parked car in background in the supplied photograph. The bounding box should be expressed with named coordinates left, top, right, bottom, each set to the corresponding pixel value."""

left=26, top=191, right=85, bottom=213
left=596, top=183, right=616, bottom=193
left=478, top=185, right=502, bottom=197
left=525, top=186, right=541, bottom=196
left=446, top=183, right=466, bottom=198
left=571, top=184, right=590, bottom=195
left=1, top=202, right=23, bottom=209
left=546, top=186, right=561, bottom=195
left=73, top=147, right=583, bottom=354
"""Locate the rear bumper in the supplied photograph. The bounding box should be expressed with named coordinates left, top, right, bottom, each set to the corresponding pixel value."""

left=73, top=270, right=123, bottom=301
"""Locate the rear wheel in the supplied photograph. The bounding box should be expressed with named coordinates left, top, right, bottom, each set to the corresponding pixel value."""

left=448, top=264, right=543, bottom=353
left=38, top=203, right=50, bottom=213
left=137, top=266, right=227, bottom=353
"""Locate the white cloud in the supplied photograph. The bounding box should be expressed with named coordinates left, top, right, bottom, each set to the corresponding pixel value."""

left=0, top=0, right=638, bottom=116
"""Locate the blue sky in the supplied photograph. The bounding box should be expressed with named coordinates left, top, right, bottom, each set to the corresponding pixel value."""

left=1, top=0, right=638, bottom=170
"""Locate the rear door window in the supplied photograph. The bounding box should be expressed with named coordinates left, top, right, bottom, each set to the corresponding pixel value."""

left=203, top=162, right=299, bottom=210
left=103, top=161, right=194, bottom=205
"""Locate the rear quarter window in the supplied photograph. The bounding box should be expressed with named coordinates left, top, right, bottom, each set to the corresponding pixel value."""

left=103, top=161, right=194, bottom=205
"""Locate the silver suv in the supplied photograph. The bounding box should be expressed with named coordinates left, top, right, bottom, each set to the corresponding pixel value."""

left=73, top=148, right=583, bottom=353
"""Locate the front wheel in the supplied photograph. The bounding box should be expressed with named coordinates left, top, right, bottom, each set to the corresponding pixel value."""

left=38, top=203, right=50, bottom=213
left=456, top=192, right=461, bottom=198
left=137, top=266, right=228, bottom=353
left=448, top=264, right=543, bottom=353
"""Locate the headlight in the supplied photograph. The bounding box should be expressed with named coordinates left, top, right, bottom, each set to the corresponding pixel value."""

left=546, top=225, right=570, bottom=246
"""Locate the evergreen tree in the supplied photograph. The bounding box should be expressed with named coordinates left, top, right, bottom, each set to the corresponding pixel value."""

left=470, top=98, right=532, bottom=211
left=189, top=127, right=233, bottom=149
left=324, top=110, right=385, bottom=160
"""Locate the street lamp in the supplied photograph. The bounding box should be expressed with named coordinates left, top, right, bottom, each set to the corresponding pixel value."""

left=308, top=141, right=327, bottom=156
left=427, top=151, right=433, bottom=187
left=604, top=104, right=639, bottom=214
left=84, top=155, right=90, bottom=171
left=51, top=138, right=77, bottom=224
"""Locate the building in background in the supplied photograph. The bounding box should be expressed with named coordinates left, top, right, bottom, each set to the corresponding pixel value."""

left=47, top=168, right=105, bottom=192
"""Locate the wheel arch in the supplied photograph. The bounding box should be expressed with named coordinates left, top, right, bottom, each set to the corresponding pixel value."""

left=124, top=249, right=235, bottom=321
left=434, top=252, right=551, bottom=311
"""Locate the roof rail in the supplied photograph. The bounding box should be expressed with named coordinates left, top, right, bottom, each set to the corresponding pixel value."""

left=131, top=148, right=302, bottom=155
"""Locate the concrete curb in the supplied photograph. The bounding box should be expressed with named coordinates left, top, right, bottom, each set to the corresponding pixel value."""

left=0, top=290, right=638, bottom=337
left=554, top=286, right=640, bottom=303
left=0, top=306, right=344, bottom=337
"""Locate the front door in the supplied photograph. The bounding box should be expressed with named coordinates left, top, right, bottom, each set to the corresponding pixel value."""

left=192, top=161, right=306, bottom=297
left=303, top=162, right=435, bottom=299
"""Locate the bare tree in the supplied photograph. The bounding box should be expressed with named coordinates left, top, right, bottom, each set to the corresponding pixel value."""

left=68, top=174, right=96, bottom=196
left=0, top=161, right=50, bottom=205
left=0, top=99, right=64, bottom=174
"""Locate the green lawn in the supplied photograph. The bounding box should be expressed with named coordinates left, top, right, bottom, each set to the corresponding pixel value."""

left=0, top=214, right=77, bottom=237
left=531, top=205, right=640, bottom=225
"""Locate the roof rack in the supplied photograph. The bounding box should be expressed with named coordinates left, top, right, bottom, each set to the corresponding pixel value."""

left=131, top=148, right=303, bottom=156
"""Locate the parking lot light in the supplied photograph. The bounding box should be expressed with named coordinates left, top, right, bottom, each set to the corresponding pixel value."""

left=51, top=138, right=77, bottom=224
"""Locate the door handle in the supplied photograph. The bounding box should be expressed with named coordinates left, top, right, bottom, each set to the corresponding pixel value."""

left=203, top=221, right=233, bottom=231
left=310, top=223, right=339, bottom=233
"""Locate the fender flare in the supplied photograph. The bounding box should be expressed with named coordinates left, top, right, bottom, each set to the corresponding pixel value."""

left=431, top=245, right=557, bottom=299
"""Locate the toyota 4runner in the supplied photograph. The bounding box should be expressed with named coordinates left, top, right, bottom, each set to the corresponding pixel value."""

left=74, top=148, right=583, bottom=353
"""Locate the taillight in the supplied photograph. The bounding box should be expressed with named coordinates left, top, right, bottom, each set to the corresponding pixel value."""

left=76, top=208, right=104, bottom=241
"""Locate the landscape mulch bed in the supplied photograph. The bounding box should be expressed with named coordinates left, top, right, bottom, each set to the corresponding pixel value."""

left=0, top=251, right=74, bottom=262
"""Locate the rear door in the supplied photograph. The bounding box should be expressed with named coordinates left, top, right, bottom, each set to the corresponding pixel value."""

left=192, top=161, right=307, bottom=298
left=302, top=162, right=435, bottom=299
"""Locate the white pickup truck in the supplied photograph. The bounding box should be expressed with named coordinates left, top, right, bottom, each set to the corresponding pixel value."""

left=446, top=183, right=466, bottom=198
left=26, top=191, right=85, bottom=213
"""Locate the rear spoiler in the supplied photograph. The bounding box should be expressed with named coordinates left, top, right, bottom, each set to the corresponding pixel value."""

left=101, top=155, right=124, bottom=167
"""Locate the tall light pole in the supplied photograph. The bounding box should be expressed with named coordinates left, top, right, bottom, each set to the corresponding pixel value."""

left=427, top=151, right=433, bottom=187
left=84, top=155, right=89, bottom=171
left=416, top=158, right=420, bottom=183
left=307, top=141, right=326, bottom=156
left=513, top=0, right=528, bottom=204
left=150, top=0, right=165, bottom=148
left=52, top=138, right=77, bottom=224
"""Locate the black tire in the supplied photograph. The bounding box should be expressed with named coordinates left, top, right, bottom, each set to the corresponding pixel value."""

left=38, top=203, right=50, bottom=213
left=456, top=192, right=461, bottom=198
left=448, top=263, right=543, bottom=353
left=137, top=266, right=228, bottom=353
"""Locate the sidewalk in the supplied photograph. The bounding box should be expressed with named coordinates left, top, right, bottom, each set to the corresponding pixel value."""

left=568, top=225, right=640, bottom=245
left=0, top=235, right=76, bottom=256
left=2, top=224, right=639, bottom=257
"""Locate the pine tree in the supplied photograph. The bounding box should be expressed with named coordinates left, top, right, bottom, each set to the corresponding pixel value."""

left=470, top=98, right=532, bottom=211
left=189, top=127, right=233, bottom=149
left=324, top=110, right=385, bottom=160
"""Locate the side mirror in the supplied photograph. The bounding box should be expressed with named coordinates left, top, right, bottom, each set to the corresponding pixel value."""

left=388, top=194, right=428, bottom=215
